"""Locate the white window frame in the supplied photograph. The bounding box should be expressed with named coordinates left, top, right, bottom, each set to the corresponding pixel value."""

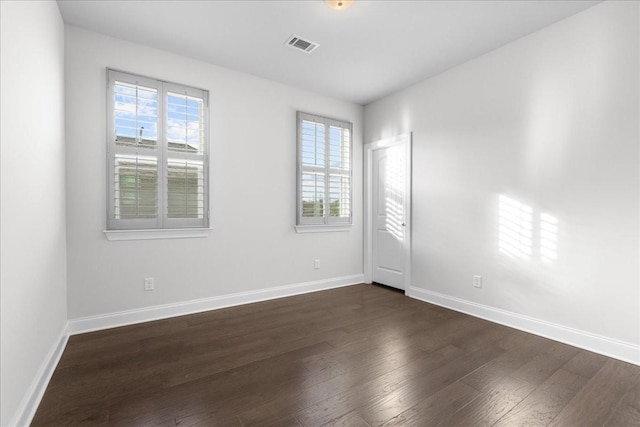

left=106, top=69, right=210, bottom=232
left=296, top=111, right=353, bottom=231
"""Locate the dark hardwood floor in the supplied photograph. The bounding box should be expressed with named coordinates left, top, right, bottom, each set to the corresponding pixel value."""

left=32, top=284, right=640, bottom=426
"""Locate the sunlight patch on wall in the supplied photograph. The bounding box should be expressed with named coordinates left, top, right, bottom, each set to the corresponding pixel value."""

left=499, top=195, right=533, bottom=260
left=540, top=213, right=558, bottom=262
left=499, top=194, right=559, bottom=263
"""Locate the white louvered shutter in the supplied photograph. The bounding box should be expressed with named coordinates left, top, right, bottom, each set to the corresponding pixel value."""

left=108, top=72, right=161, bottom=229
left=107, top=70, right=209, bottom=230
left=328, top=124, right=351, bottom=221
left=164, top=84, right=208, bottom=228
left=297, top=112, right=352, bottom=226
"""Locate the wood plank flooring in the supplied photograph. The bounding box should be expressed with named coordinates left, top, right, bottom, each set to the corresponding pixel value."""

left=32, top=284, right=640, bottom=426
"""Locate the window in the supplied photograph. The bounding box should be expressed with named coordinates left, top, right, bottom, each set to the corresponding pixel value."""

left=297, top=112, right=352, bottom=228
left=107, top=70, right=209, bottom=230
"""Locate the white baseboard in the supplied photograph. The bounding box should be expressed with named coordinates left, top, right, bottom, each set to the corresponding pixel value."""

left=10, top=325, right=69, bottom=427
left=407, top=286, right=640, bottom=366
left=68, top=274, right=364, bottom=335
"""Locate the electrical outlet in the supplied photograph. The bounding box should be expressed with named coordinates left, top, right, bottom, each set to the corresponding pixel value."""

left=144, top=277, right=155, bottom=291
left=473, top=275, right=482, bottom=288
left=314, top=259, right=321, bottom=269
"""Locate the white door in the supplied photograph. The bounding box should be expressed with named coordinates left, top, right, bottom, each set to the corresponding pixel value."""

left=371, top=140, right=409, bottom=290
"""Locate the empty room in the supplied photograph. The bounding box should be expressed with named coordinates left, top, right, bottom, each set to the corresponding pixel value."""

left=1, top=0, right=639, bottom=426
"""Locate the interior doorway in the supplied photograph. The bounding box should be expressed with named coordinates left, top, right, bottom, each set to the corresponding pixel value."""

left=365, top=134, right=412, bottom=291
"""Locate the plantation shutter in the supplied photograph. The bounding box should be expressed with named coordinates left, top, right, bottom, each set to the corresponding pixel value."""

left=164, top=84, right=208, bottom=228
left=108, top=72, right=162, bottom=230
left=107, top=70, right=209, bottom=230
left=327, top=124, right=351, bottom=222
left=297, top=112, right=352, bottom=226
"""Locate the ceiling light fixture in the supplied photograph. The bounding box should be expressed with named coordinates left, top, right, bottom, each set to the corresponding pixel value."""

left=325, top=0, right=354, bottom=11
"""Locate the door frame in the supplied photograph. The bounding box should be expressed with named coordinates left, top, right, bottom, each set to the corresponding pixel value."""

left=364, top=133, right=412, bottom=289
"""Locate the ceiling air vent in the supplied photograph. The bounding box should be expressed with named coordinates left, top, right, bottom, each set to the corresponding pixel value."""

left=285, top=34, right=319, bottom=54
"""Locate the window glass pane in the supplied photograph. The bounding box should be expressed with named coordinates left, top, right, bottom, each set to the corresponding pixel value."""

left=167, top=159, right=205, bottom=219
left=301, top=120, right=325, bottom=167
left=301, top=172, right=325, bottom=217
left=114, top=155, right=158, bottom=219
left=167, top=92, right=205, bottom=154
left=114, top=82, right=158, bottom=148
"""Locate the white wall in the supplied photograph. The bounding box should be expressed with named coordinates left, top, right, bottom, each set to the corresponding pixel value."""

left=365, top=1, right=639, bottom=348
left=0, top=1, right=68, bottom=425
left=65, top=26, right=364, bottom=320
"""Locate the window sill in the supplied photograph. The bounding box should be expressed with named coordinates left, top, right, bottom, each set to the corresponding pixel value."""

left=104, top=228, right=211, bottom=241
left=295, top=224, right=351, bottom=233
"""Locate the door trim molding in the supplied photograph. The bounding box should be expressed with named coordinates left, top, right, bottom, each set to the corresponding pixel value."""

left=364, top=133, right=412, bottom=289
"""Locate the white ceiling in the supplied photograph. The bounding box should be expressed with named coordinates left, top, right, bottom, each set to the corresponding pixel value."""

left=57, top=0, right=600, bottom=105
